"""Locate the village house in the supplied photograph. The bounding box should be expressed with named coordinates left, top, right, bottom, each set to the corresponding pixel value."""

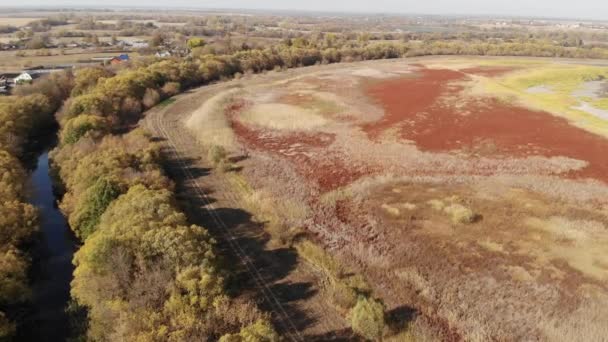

left=13, top=72, right=39, bottom=84
left=155, top=51, right=171, bottom=58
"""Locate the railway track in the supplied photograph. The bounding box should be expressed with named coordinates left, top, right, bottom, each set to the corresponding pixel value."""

left=145, top=105, right=306, bottom=341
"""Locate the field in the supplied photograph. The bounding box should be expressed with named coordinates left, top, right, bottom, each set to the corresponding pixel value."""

left=0, top=50, right=137, bottom=72
left=180, top=57, right=608, bottom=340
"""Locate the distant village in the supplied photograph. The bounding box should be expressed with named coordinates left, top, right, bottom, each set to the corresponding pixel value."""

left=0, top=53, right=139, bottom=95
left=0, top=47, right=180, bottom=95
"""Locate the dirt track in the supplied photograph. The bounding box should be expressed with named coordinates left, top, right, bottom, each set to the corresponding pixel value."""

left=141, top=79, right=354, bottom=341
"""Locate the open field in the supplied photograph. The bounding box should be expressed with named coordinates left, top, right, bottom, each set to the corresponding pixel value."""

left=178, top=57, right=608, bottom=340
left=0, top=50, right=137, bottom=72
left=0, top=17, right=38, bottom=26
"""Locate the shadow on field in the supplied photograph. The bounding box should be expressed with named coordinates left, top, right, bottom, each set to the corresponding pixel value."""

left=304, top=328, right=359, bottom=341
left=162, top=145, right=319, bottom=333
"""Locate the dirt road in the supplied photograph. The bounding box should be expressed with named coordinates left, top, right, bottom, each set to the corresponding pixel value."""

left=141, top=78, right=353, bottom=341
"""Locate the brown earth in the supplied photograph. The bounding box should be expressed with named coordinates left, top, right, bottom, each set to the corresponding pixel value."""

left=229, top=102, right=376, bottom=192
left=179, top=59, right=608, bottom=341
left=364, top=66, right=608, bottom=184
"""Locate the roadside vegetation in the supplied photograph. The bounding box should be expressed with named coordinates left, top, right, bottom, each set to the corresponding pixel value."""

left=50, top=59, right=285, bottom=339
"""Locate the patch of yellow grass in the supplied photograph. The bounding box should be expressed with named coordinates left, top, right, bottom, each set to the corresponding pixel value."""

left=0, top=17, right=38, bottom=26
left=381, top=203, right=401, bottom=216
left=239, top=103, right=328, bottom=131
left=521, top=216, right=608, bottom=281
left=295, top=240, right=344, bottom=277
left=225, top=172, right=310, bottom=229
left=185, top=88, right=239, bottom=150
left=427, top=198, right=476, bottom=224
left=444, top=203, right=476, bottom=224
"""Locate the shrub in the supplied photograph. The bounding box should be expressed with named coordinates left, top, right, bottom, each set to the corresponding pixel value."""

left=328, top=278, right=358, bottom=311
left=219, top=319, right=279, bottom=342
left=187, top=37, right=206, bottom=50
left=208, top=145, right=228, bottom=166
left=61, top=115, right=108, bottom=145
left=161, top=82, right=180, bottom=97
left=142, top=88, right=161, bottom=108
left=443, top=203, right=476, bottom=224
left=69, top=177, right=120, bottom=240
left=295, top=240, right=343, bottom=278
left=351, top=297, right=385, bottom=341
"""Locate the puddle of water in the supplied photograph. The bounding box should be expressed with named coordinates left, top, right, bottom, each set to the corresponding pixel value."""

left=526, top=85, right=553, bottom=94
left=572, top=80, right=605, bottom=99
left=574, top=102, right=608, bottom=121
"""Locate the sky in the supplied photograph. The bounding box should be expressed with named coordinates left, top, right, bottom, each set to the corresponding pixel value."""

left=1, top=0, right=607, bottom=21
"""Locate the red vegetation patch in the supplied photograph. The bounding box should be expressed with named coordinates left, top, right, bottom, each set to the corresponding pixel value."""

left=364, top=67, right=608, bottom=183
left=228, top=105, right=372, bottom=191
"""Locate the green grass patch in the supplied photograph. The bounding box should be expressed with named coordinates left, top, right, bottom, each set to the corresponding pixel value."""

left=157, top=97, right=176, bottom=108
left=477, top=63, right=608, bottom=138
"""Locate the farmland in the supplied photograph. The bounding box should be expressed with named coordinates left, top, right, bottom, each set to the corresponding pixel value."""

left=171, top=57, right=608, bottom=340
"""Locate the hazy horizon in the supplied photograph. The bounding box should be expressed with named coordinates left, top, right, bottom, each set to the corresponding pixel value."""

left=0, top=0, right=607, bottom=21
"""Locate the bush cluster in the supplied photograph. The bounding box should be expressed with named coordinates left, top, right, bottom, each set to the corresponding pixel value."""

left=51, top=62, right=281, bottom=340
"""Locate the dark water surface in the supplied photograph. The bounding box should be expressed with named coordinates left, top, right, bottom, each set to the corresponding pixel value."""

left=20, top=152, right=76, bottom=341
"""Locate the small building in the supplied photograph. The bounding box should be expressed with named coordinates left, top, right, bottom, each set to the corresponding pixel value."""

left=132, top=41, right=149, bottom=49
left=14, top=72, right=38, bottom=84
left=109, top=57, right=122, bottom=65
left=155, top=51, right=171, bottom=58
left=91, top=56, right=115, bottom=63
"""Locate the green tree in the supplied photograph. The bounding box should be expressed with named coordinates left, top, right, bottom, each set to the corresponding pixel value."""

left=61, top=115, right=108, bottom=145
left=70, top=177, right=120, bottom=240
left=187, top=37, right=206, bottom=50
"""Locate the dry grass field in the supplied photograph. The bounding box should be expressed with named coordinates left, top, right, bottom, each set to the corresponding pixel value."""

left=0, top=50, right=137, bottom=72
left=0, top=17, right=38, bottom=26
left=183, top=57, right=608, bottom=341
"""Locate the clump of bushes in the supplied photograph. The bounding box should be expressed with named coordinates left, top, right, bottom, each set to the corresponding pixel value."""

left=427, top=197, right=477, bottom=224
left=60, top=114, right=108, bottom=145
left=444, top=203, right=476, bottom=224
left=351, top=297, right=386, bottom=341
left=208, top=145, right=234, bottom=172
left=295, top=239, right=385, bottom=339
left=219, top=319, right=279, bottom=342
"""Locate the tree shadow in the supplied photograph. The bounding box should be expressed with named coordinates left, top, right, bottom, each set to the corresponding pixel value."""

left=304, top=328, right=360, bottom=341
left=228, top=154, right=249, bottom=164
left=160, top=143, right=322, bottom=334
left=387, top=304, right=418, bottom=334
left=163, top=156, right=211, bottom=179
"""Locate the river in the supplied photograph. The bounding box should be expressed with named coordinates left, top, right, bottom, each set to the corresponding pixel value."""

left=19, top=151, right=76, bottom=341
